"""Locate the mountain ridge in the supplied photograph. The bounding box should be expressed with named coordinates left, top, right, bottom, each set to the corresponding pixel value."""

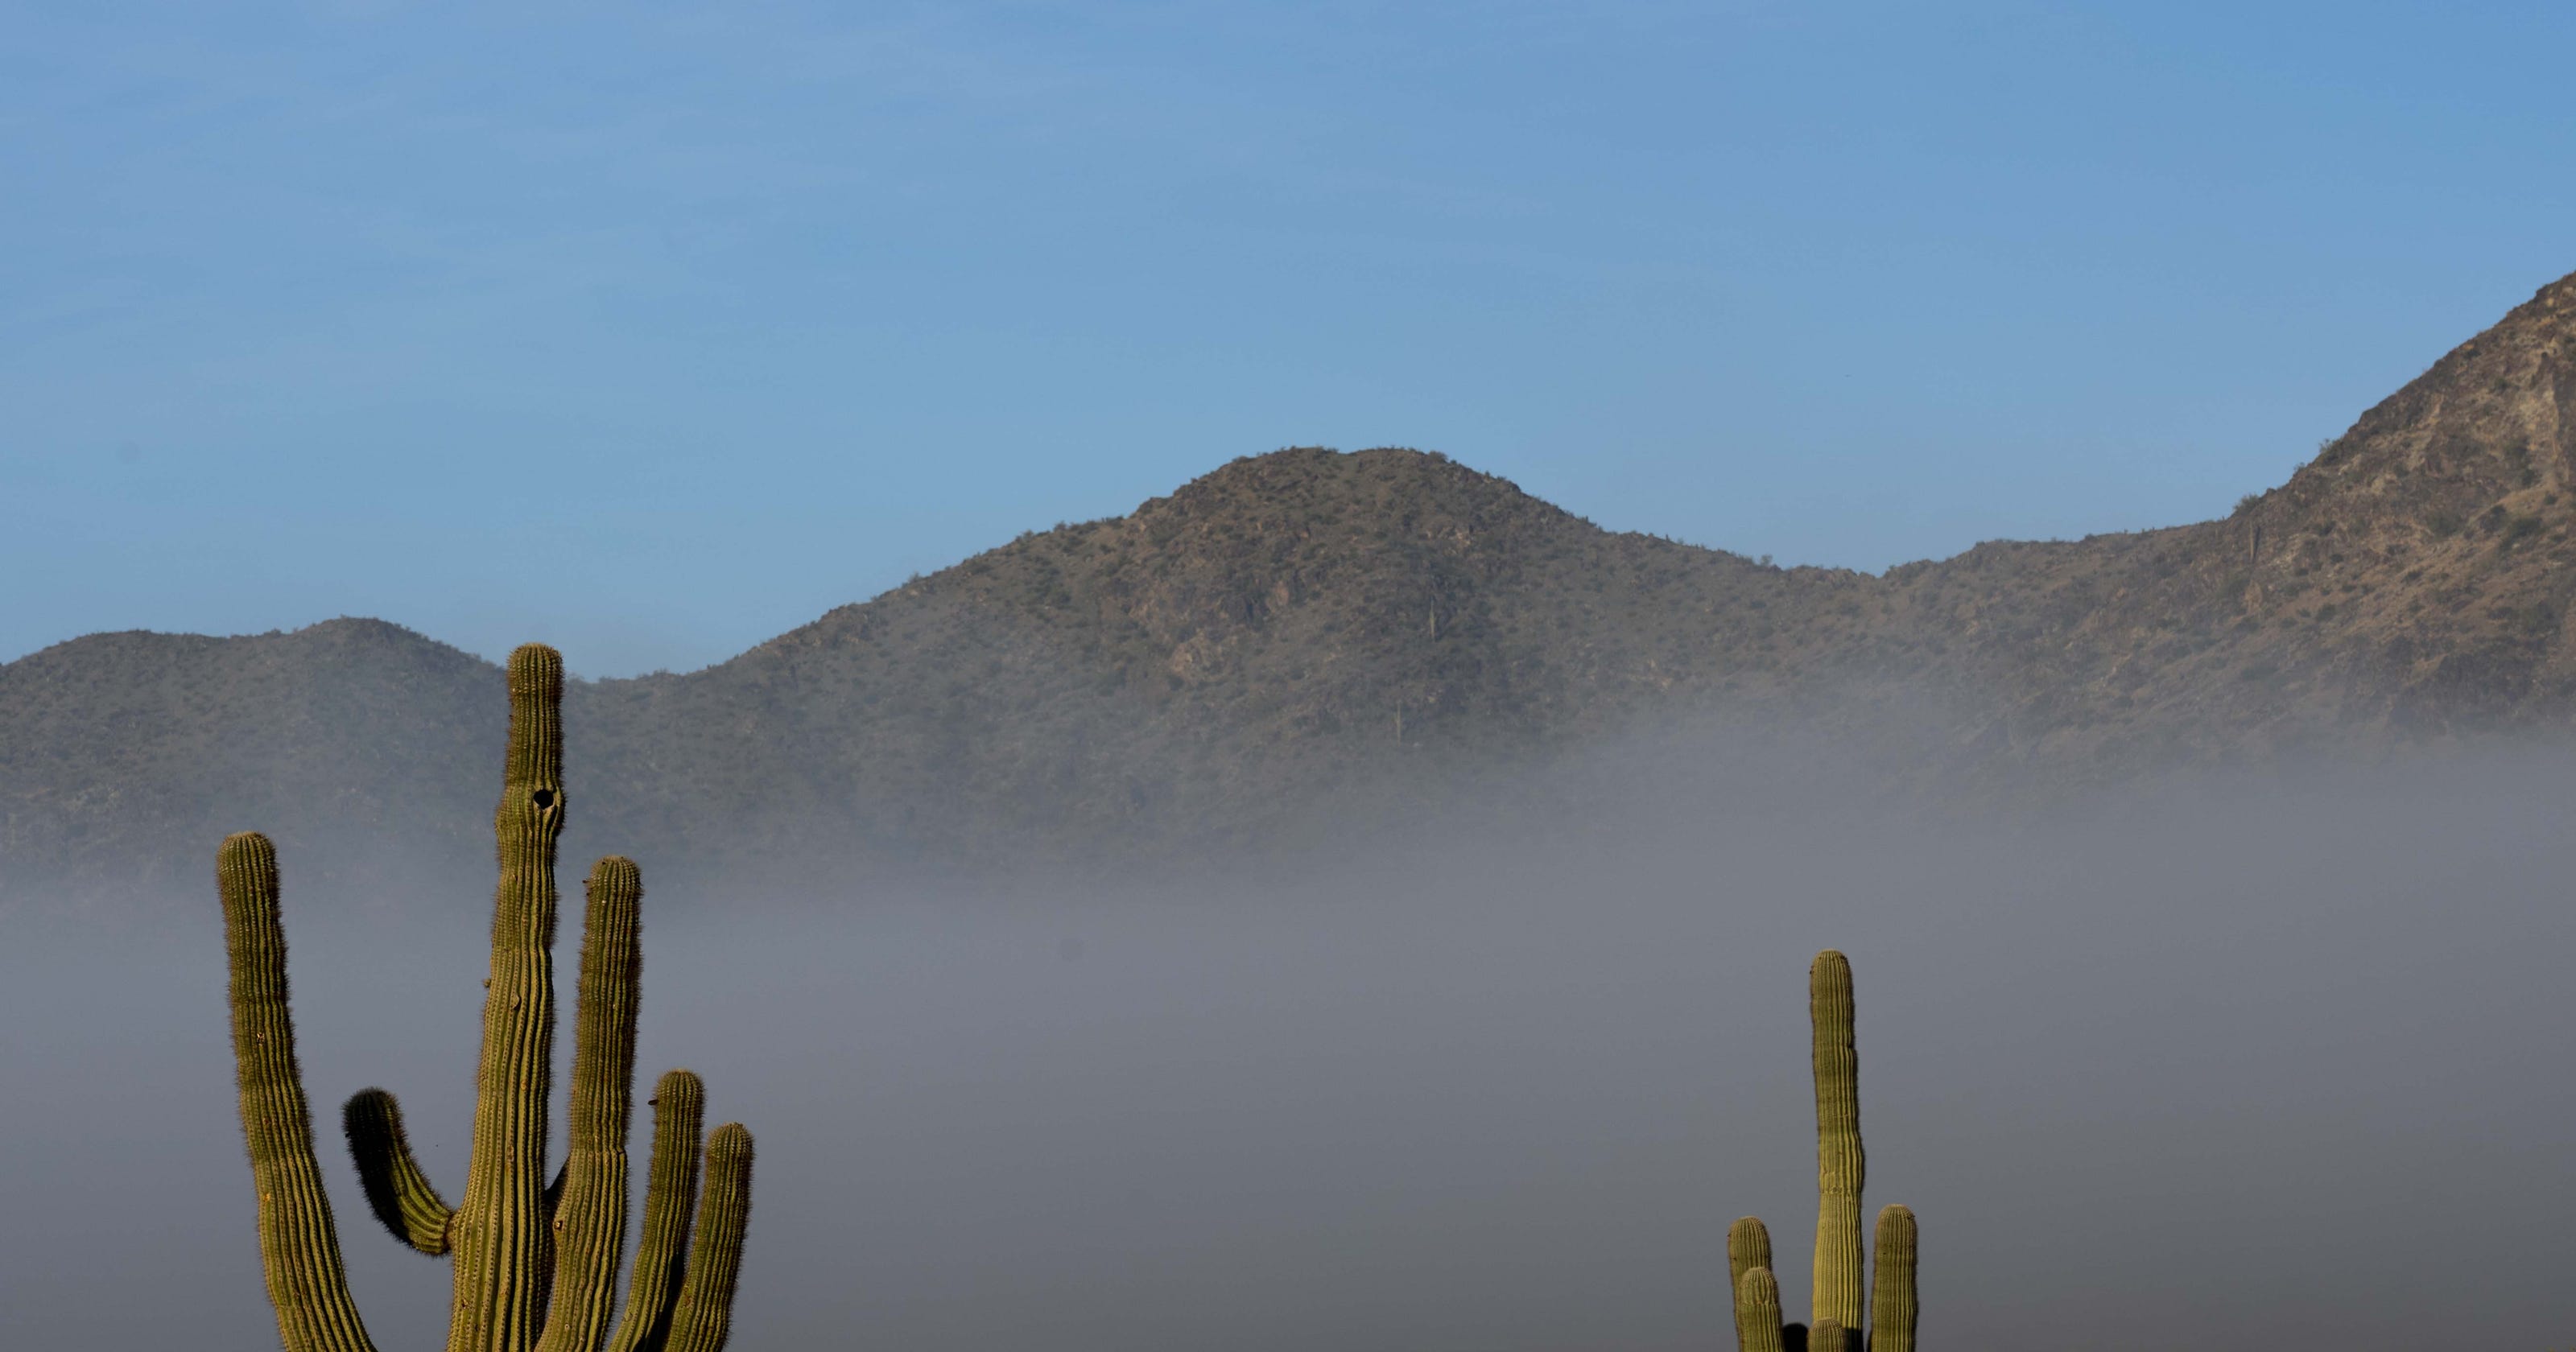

left=13, top=271, right=2576, bottom=903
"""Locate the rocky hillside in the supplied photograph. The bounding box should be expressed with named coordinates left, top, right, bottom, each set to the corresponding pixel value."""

left=10, top=271, right=2576, bottom=903
left=1874, top=268, right=2576, bottom=769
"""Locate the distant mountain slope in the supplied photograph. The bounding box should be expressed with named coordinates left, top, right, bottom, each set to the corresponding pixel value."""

left=1872, top=267, right=2576, bottom=771
left=523, top=446, right=1889, bottom=883
left=0, top=620, right=499, bottom=898
left=10, top=272, right=2576, bottom=902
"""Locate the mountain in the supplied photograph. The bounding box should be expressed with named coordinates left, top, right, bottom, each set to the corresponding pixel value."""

left=10, top=272, right=2576, bottom=903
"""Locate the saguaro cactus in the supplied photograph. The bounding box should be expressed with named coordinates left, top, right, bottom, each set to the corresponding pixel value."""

left=1728, top=951, right=1915, bottom=1352
left=1869, top=1203, right=1918, bottom=1352
left=216, top=644, right=754, bottom=1352
left=1727, top=1214, right=1773, bottom=1333
left=1809, top=950, right=1864, bottom=1346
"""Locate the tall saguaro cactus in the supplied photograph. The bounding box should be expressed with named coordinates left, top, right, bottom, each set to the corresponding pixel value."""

left=1728, top=950, right=1915, bottom=1352
left=217, top=644, right=755, bottom=1352
left=1808, top=950, right=1864, bottom=1344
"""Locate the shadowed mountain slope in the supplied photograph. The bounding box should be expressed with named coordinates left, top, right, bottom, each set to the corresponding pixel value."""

left=11, top=272, right=2576, bottom=902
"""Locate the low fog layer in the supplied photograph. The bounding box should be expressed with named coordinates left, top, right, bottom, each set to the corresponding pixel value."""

left=4, top=736, right=2571, bottom=1351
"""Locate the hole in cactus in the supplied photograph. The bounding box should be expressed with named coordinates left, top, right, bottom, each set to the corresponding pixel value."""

left=531, top=789, right=555, bottom=809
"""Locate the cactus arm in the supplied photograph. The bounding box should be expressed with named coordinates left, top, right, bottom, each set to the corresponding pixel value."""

left=220, top=831, right=383, bottom=1352
left=448, top=645, right=569, bottom=1352
left=1868, top=1205, right=1917, bottom=1352
left=662, top=1124, right=755, bottom=1352
left=1808, top=950, right=1865, bottom=1335
left=1734, top=1267, right=1786, bottom=1352
left=604, top=1070, right=706, bottom=1352
left=1726, top=1215, right=1772, bottom=1350
left=1812, top=1317, right=1847, bottom=1352
left=535, top=857, right=646, bottom=1352
left=343, top=1088, right=456, bottom=1255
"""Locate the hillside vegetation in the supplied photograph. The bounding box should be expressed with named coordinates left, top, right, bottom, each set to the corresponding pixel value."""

left=11, top=272, right=2576, bottom=901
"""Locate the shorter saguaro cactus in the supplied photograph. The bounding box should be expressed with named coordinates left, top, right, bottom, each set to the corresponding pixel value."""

left=217, top=644, right=754, bottom=1352
left=1728, top=1215, right=1773, bottom=1309
left=1734, top=1266, right=1787, bottom=1352
left=1726, top=951, right=1916, bottom=1352
left=1871, top=1202, right=1918, bottom=1352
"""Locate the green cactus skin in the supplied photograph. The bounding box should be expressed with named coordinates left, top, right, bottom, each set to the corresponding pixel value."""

left=1734, top=1267, right=1786, bottom=1352
left=1812, top=1317, right=1847, bottom=1352
left=1809, top=950, right=1864, bottom=1338
left=218, top=644, right=754, bottom=1352
left=1727, top=1216, right=1773, bottom=1350
left=221, top=831, right=384, bottom=1352
left=1868, top=1205, right=1917, bottom=1352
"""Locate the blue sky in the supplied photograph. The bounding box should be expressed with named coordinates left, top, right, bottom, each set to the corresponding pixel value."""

left=6, top=2, right=2573, bottom=676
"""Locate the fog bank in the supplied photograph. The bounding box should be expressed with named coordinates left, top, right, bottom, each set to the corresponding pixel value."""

left=3, top=744, right=2571, bottom=1350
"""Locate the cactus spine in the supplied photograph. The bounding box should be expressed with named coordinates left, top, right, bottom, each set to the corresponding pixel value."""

left=1727, top=951, right=1914, bottom=1352
left=218, top=644, right=755, bottom=1352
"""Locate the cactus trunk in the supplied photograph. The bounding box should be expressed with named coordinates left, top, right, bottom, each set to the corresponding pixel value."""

left=448, top=645, right=568, bottom=1352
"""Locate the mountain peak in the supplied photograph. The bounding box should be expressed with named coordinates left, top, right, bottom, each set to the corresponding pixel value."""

left=1142, top=446, right=1561, bottom=533
left=2310, top=268, right=2576, bottom=483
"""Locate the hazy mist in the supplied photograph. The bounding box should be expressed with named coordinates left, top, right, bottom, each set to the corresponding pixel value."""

left=5, top=736, right=2571, bottom=1350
